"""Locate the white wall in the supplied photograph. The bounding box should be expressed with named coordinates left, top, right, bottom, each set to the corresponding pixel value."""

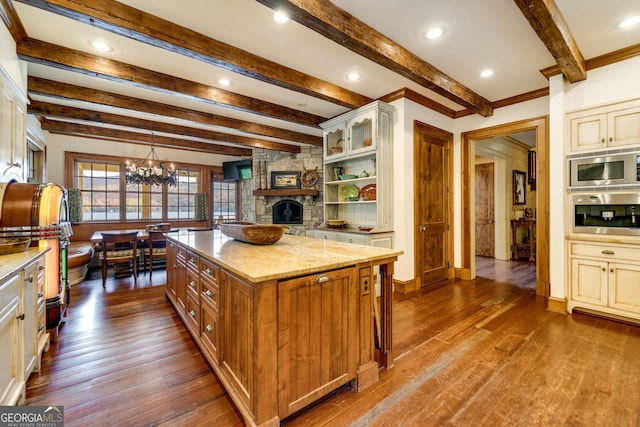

left=45, top=133, right=239, bottom=187
left=0, top=24, right=26, bottom=96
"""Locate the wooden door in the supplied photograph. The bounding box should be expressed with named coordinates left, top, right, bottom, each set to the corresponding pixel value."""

left=475, top=163, right=495, bottom=257
left=414, top=121, right=451, bottom=287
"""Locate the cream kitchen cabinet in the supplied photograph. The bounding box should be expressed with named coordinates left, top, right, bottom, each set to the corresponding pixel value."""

left=0, top=70, right=27, bottom=183
left=568, top=240, right=640, bottom=320
left=0, top=249, right=49, bottom=406
left=319, top=100, right=394, bottom=235
left=568, top=99, right=640, bottom=152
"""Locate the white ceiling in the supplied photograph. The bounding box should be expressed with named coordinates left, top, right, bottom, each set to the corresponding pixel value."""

left=10, top=0, right=640, bottom=150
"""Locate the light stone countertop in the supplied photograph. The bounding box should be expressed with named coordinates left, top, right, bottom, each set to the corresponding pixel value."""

left=167, top=229, right=403, bottom=283
left=0, top=247, right=49, bottom=284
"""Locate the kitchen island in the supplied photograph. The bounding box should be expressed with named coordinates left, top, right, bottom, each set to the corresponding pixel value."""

left=165, top=229, right=402, bottom=426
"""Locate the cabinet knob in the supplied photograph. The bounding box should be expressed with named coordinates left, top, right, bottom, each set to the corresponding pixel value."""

left=206, top=324, right=213, bottom=333
left=610, top=268, right=614, bottom=273
left=189, top=310, right=196, bottom=318
left=601, top=138, right=605, bottom=143
left=27, top=275, right=34, bottom=283
left=16, top=313, right=25, bottom=320
left=602, top=267, right=606, bottom=272
left=38, top=265, right=45, bottom=271
left=609, top=137, right=613, bottom=142
left=205, top=290, right=212, bottom=298
left=38, top=292, right=44, bottom=298
left=418, top=225, right=426, bottom=232
left=205, top=267, right=212, bottom=275
left=189, top=281, right=196, bottom=289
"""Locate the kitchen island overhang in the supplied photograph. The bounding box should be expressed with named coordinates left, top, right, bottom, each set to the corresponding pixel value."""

left=165, top=229, right=402, bottom=426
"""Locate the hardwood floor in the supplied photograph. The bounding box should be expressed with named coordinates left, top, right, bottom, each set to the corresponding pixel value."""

left=26, top=259, right=640, bottom=426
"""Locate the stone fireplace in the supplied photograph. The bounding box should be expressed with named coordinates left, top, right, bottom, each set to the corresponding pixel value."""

left=273, top=199, right=303, bottom=225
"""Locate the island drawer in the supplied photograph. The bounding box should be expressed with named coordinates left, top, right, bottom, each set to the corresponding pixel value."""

left=200, top=259, right=219, bottom=285
left=201, top=280, right=219, bottom=311
left=186, top=250, right=200, bottom=272
left=185, top=293, right=200, bottom=333
left=186, top=268, right=200, bottom=300
left=200, top=303, right=219, bottom=364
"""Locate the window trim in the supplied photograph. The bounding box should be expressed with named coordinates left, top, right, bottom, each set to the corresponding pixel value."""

left=65, top=151, right=213, bottom=223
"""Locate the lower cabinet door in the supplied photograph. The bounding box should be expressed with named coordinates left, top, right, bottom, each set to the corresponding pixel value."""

left=571, top=258, right=608, bottom=306
left=608, top=262, right=640, bottom=313
left=0, top=292, right=21, bottom=405
left=277, top=266, right=358, bottom=417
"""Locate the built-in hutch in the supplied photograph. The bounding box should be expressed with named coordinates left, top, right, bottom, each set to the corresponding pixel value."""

left=315, top=100, right=394, bottom=248
left=0, top=68, right=27, bottom=183
left=0, top=248, right=49, bottom=405
left=566, top=98, right=640, bottom=322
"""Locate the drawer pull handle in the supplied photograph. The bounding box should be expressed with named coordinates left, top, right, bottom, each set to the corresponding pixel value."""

left=38, top=265, right=45, bottom=271
left=38, top=325, right=44, bottom=332
left=38, top=292, right=44, bottom=298
left=27, top=275, right=33, bottom=283
left=189, top=310, right=196, bottom=318
left=205, top=290, right=212, bottom=298
left=206, top=324, right=213, bottom=333
left=316, top=275, right=329, bottom=283
left=16, top=313, right=25, bottom=320
left=189, top=281, right=196, bottom=289
left=189, top=257, right=195, bottom=264
left=601, top=250, right=615, bottom=255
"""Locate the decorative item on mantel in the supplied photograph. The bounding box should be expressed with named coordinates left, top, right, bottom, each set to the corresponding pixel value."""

left=124, top=133, right=177, bottom=187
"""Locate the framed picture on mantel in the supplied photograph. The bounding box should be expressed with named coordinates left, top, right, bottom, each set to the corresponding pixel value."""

left=271, top=171, right=301, bottom=189
left=513, top=170, right=526, bottom=205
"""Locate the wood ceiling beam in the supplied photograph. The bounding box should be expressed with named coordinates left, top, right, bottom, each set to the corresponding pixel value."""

left=513, top=0, right=586, bottom=82
left=0, top=0, right=27, bottom=42
left=15, top=0, right=372, bottom=109
left=255, top=0, right=493, bottom=117
left=40, top=119, right=253, bottom=157
left=27, top=77, right=322, bottom=146
left=17, top=38, right=326, bottom=127
left=29, top=100, right=302, bottom=153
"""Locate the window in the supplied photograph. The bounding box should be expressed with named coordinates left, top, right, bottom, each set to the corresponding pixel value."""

left=212, top=179, right=238, bottom=221
left=71, top=154, right=202, bottom=222
left=75, top=160, right=121, bottom=221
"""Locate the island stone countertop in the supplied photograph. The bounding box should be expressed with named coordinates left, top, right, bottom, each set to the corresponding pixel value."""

left=166, top=229, right=403, bottom=282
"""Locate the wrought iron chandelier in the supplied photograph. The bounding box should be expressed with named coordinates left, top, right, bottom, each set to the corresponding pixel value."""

left=124, top=135, right=177, bottom=187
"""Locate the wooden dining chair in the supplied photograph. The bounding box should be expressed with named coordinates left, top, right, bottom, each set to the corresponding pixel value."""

left=143, top=230, right=168, bottom=279
left=101, top=232, right=139, bottom=287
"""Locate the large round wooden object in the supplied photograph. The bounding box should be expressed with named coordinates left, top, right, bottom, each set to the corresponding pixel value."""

left=0, top=183, right=40, bottom=227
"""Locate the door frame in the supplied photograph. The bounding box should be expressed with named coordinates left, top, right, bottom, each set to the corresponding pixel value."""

left=413, top=120, right=454, bottom=289
left=461, top=116, right=549, bottom=296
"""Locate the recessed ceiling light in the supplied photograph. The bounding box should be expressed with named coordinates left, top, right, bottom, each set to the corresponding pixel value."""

left=617, top=15, right=640, bottom=29
left=273, top=11, right=289, bottom=24
left=89, top=39, right=112, bottom=52
left=425, top=27, right=445, bottom=40
left=347, top=72, right=361, bottom=81
left=480, top=69, right=494, bottom=78
left=218, top=78, right=231, bottom=87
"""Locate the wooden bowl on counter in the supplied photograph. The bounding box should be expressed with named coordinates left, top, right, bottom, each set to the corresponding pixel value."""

left=219, top=222, right=289, bottom=245
left=0, top=237, right=31, bottom=255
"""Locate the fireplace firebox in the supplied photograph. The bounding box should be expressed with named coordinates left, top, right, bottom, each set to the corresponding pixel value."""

left=273, top=199, right=303, bottom=225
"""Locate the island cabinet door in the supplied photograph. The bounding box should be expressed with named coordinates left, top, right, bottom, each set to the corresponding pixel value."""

left=277, top=266, right=359, bottom=418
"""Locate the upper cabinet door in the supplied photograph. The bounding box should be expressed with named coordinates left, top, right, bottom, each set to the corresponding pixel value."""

left=569, top=112, right=607, bottom=152
left=347, top=109, right=376, bottom=155
left=608, top=105, right=640, bottom=148
left=324, top=122, right=347, bottom=160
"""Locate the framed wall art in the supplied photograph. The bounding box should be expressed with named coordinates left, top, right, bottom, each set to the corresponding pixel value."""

left=513, top=170, right=526, bottom=205
left=271, top=171, right=301, bottom=189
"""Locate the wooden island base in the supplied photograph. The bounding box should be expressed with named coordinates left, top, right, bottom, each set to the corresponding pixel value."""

left=165, top=230, right=401, bottom=426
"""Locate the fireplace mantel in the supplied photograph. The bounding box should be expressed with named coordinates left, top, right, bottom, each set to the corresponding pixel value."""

left=253, top=189, right=318, bottom=197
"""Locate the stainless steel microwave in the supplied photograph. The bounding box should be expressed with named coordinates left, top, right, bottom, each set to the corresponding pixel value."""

left=569, top=151, right=640, bottom=188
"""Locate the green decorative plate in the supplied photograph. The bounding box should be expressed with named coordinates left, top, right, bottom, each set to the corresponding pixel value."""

left=340, top=184, right=360, bottom=201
